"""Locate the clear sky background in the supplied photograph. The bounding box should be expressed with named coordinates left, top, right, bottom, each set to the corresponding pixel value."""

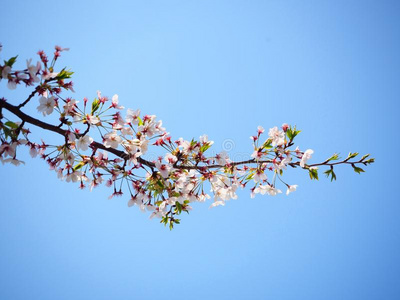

left=0, top=0, right=399, bottom=299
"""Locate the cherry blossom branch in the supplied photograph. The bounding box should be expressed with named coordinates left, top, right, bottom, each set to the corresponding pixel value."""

left=0, top=99, right=156, bottom=168
left=0, top=45, right=374, bottom=229
left=1, top=99, right=372, bottom=175
left=0, top=100, right=275, bottom=170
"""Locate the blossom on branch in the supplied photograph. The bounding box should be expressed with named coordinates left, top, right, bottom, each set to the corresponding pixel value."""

left=0, top=46, right=375, bottom=229
left=103, top=131, right=122, bottom=149
left=300, top=149, right=314, bottom=168
left=37, top=94, right=56, bottom=116
left=77, top=135, right=93, bottom=151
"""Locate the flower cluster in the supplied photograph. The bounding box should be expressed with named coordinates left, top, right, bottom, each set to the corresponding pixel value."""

left=0, top=46, right=374, bottom=229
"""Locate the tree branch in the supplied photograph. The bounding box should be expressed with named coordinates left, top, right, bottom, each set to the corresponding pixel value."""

left=17, top=86, right=39, bottom=108
left=0, top=99, right=369, bottom=172
left=0, top=99, right=155, bottom=168
left=17, top=79, right=54, bottom=109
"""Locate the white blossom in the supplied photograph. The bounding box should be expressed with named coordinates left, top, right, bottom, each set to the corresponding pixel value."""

left=300, top=149, right=314, bottom=168
left=41, top=71, right=58, bottom=81
left=200, top=134, right=214, bottom=145
left=121, top=127, right=133, bottom=136
left=29, top=144, right=38, bottom=158
left=209, top=200, right=225, bottom=208
left=103, top=131, right=122, bottom=149
left=26, top=58, right=40, bottom=82
left=111, top=94, right=124, bottom=110
left=77, top=135, right=93, bottom=151
left=156, top=161, right=172, bottom=178
left=0, top=142, right=16, bottom=158
left=7, top=79, right=17, bottom=90
left=254, top=184, right=282, bottom=196
left=286, top=185, right=298, bottom=195
left=253, top=169, right=267, bottom=183
left=63, top=99, right=78, bottom=115
left=1, top=66, right=11, bottom=79
left=61, top=151, right=75, bottom=165
left=215, top=151, right=230, bottom=165
left=2, top=158, right=25, bottom=166
left=86, top=114, right=100, bottom=125
left=66, top=171, right=82, bottom=183
left=37, top=95, right=56, bottom=116
left=126, top=108, right=140, bottom=125
left=268, top=126, right=285, bottom=147
left=164, top=153, right=177, bottom=164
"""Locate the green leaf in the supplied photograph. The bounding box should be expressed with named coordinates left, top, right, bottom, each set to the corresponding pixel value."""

left=190, top=139, right=197, bottom=147
left=309, top=168, right=319, bottom=180
left=324, top=169, right=337, bottom=181
left=4, top=55, right=18, bottom=67
left=262, top=139, right=272, bottom=149
left=91, top=98, right=100, bottom=114
left=331, top=171, right=337, bottom=181
left=327, top=153, right=339, bottom=162
left=5, top=121, right=18, bottom=129
left=73, top=161, right=85, bottom=171
left=156, top=179, right=164, bottom=189
left=200, top=143, right=211, bottom=153
left=245, top=173, right=254, bottom=181
left=2, top=126, right=11, bottom=139
left=347, top=152, right=359, bottom=160
left=286, top=126, right=301, bottom=141
left=365, top=158, right=375, bottom=165
left=175, top=201, right=182, bottom=214
left=360, top=154, right=370, bottom=161
left=55, top=68, right=74, bottom=80
left=286, top=129, right=293, bottom=140
left=352, top=165, right=365, bottom=174
left=160, top=216, right=169, bottom=226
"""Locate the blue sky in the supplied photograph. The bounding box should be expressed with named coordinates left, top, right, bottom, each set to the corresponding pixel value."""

left=0, top=0, right=399, bottom=299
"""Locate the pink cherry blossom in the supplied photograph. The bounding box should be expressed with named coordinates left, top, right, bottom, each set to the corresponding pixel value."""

left=86, top=114, right=100, bottom=125
left=165, top=153, right=177, bottom=164
left=215, top=151, right=230, bottom=165
left=76, top=135, right=93, bottom=151
left=156, top=161, right=171, bottom=178
left=37, top=95, right=56, bottom=116
left=0, top=46, right=374, bottom=229
left=103, top=131, right=122, bottom=149
left=253, top=169, right=267, bottom=183
left=268, top=126, right=285, bottom=147
left=126, top=108, right=140, bottom=125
